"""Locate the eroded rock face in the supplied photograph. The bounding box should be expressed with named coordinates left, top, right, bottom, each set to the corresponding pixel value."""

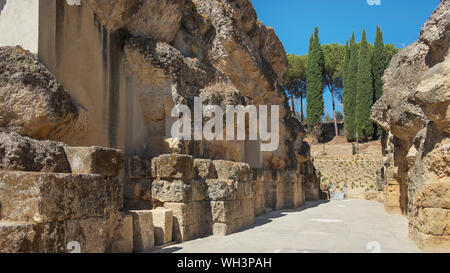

left=371, top=0, right=450, bottom=252
left=0, top=46, right=86, bottom=143
left=0, top=131, right=70, bottom=173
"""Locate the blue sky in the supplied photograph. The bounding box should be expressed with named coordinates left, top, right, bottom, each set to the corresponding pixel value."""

left=252, top=0, right=441, bottom=117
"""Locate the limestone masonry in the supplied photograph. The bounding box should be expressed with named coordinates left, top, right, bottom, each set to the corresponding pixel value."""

left=371, top=0, right=450, bottom=252
left=0, top=0, right=320, bottom=253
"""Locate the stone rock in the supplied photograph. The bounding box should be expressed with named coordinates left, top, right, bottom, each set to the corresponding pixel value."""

left=194, top=159, right=217, bottom=179
left=64, top=146, right=124, bottom=177
left=128, top=156, right=152, bottom=178
left=371, top=0, right=450, bottom=252
left=152, top=208, right=173, bottom=245
left=152, top=179, right=206, bottom=203
left=0, top=46, right=85, bottom=142
left=126, top=0, right=184, bottom=43
left=0, top=222, right=35, bottom=253
left=0, top=171, right=122, bottom=223
left=164, top=202, right=209, bottom=242
left=124, top=179, right=152, bottom=202
left=128, top=210, right=155, bottom=252
left=212, top=160, right=251, bottom=182
left=0, top=131, right=71, bottom=173
left=83, top=0, right=141, bottom=31
left=111, top=214, right=134, bottom=253
left=152, top=154, right=194, bottom=181
left=205, top=179, right=255, bottom=201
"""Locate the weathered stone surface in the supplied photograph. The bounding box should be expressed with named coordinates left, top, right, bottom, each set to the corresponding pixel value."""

left=128, top=156, right=152, bottom=178
left=111, top=214, right=134, bottom=253
left=0, top=46, right=85, bottom=142
left=124, top=179, right=152, bottom=202
left=194, top=159, right=217, bottom=179
left=164, top=202, right=209, bottom=242
left=0, top=222, right=35, bottom=253
left=64, top=146, right=124, bottom=177
left=152, top=208, right=173, bottom=245
left=212, top=161, right=252, bottom=182
left=128, top=210, right=155, bottom=252
left=0, top=213, right=131, bottom=253
left=152, top=180, right=206, bottom=203
left=83, top=0, right=141, bottom=31
left=152, top=154, right=194, bottom=181
left=0, top=131, right=70, bottom=173
left=205, top=179, right=254, bottom=201
left=207, top=198, right=255, bottom=236
left=0, top=171, right=122, bottom=223
left=371, top=0, right=450, bottom=252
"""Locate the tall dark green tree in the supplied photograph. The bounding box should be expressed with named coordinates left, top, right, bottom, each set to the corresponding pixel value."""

left=306, top=27, right=325, bottom=134
left=372, top=26, right=386, bottom=138
left=344, top=33, right=358, bottom=141
left=355, top=29, right=374, bottom=140
left=372, top=26, right=386, bottom=104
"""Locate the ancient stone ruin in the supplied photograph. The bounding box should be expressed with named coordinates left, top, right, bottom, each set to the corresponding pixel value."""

left=371, top=0, right=450, bottom=252
left=0, top=0, right=320, bottom=253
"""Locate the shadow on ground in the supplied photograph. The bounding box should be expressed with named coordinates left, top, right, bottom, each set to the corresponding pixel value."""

left=237, top=200, right=330, bottom=233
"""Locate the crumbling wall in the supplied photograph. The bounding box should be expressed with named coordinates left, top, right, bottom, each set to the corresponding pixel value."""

left=371, top=0, right=450, bottom=252
left=0, top=0, right=321, bottom=251
left=0, top=133, right=130, bottom=253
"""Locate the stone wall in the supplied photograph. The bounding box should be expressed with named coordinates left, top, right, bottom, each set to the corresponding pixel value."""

left=0, top=0, right=321, bottom=252
left=0, top=132, right=130, bottom=253
left=371, top=0, right=450, bottom=252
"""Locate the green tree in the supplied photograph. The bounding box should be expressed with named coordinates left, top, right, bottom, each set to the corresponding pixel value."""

left=322, top=43, right=345, bottom=137
left=306, top=27, right=325, bottom=135
left=372, top=26, right=386, bottom=138
left=284, top=54, right=308, bottom=122
left=355, top=29, right=374, bottom=140
left=343, top=33, right=358, bottom=141
left=372, top=26, right=386, bottom=105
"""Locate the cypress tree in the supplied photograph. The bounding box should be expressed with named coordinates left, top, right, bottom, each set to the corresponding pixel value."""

left=355, top=29, right=374, bottom=140
left=344, top=33, right=358, bottom=141
left=372, top=26, right=386, bottom=138
left=306, top=27, right=325, bottom=132
left=342, top=40, right=350, bottom=89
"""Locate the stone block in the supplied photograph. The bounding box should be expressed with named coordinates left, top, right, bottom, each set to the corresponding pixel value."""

left=205, top=179, right=237, bottom=201
left=152, top=208, right=173, bottom=245
left=410, top=225, right=450, bottom=253
left=128, top=210, right=155, bottom=252
left=207, top=199, right=255, bottom=227
left=66, top=218, right=109, bottom=253
left=213, top=160, right=252, bottom=182
left=124, top=180, right=152, bottom=201
left=152, top=154, right=194, bottom=181
left=124, top=181, right=143, bottom=201
left=254, top=180, right=265, bottom=216
left=111, top=214, right=133, bottom=253
left=164, top=202, right=209, bottom=242
left=128, top=156, right=152, bottom=178
left=0, top=171, right=122, bottom=223
left=194, top=159, right=217, bottom=179
left=152, top=180, right=206, bottom=203
left=0, top=221, right=36, bottom=253
left=64, top=146, right=124, bottom=177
